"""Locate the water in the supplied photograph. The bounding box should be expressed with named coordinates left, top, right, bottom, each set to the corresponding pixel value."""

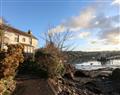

left=75, top=59, right=120, bottom=70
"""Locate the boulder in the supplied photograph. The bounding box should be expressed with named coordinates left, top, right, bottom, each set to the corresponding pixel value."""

left=63, top=64, right=75, bottom=79
left=84, top=81, right=102, bottom=94
left=63, top=72, right=74, bottom=80
left=74, top=70, right=88, bottom=77
left=111, top=68, right=120, bottom=81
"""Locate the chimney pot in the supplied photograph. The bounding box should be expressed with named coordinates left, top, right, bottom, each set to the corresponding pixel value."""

left=28, top=30, right=32, bottom=34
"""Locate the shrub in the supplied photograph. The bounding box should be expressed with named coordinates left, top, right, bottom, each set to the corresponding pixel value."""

left=0, top=44, right=24, bottom=95
left=35, top=43, right=65, bottom=78
left=0, top=76, right=16, bottom=95
left=18, top=60, right=48, bottom=78
left=0, top=44, right=24, bottom=78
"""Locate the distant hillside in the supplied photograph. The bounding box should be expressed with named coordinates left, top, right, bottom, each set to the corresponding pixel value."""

left=64, top=51, right=120, bottom=63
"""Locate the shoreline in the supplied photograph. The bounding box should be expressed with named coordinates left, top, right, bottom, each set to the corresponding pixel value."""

left=74, top=64, right=120, bottom=71
left=50, top=66, right=120, bottom=95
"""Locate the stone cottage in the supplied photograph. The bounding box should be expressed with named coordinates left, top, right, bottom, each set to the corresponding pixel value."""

left=0, top=19, right=38, bottom=53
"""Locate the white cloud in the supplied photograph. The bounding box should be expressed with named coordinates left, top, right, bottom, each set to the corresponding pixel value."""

left=48, top=7, right=95, bottom=34
left=48, top=24, right=66, bottom=33
left=112, top=0, right=120, bottom=5
left=66, top=8, right=95, bottom=30
left=47, top=3, right=119, bottom=51
left=81, top=38, right=120, bottom=51
left=70, top=31, right=91, bottom=40
left=77, top=32, right=91, bottom=39
left=69, top=27, right=81, bottom=32
left=100, top=27, right=120, bottom=45
left=89, top=38, right=104, bottom=45
left=103, top=32, right=120, bottom=45
left=88, top=27, right=120, bottom=46
left=95, top=21, right=99, bottom=25
left=86, top=45, right=120, bottom=51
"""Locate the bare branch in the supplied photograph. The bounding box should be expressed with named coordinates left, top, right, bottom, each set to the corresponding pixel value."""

left=42, top=26, right=74, bottom=51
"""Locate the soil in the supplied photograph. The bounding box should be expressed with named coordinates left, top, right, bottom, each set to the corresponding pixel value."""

left=12, top=75, right=54, bottom=95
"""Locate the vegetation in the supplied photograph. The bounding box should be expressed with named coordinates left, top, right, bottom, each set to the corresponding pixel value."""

left=29, top=28, right=73, bottom=78
left=42, top=28, right=73, bottom=51
left=0, top=44, right=24, bottom=95
left=18, top=60, right=48, bottom=78
left=35, top=43, right=65, bottom=78
left=65, top=51, right=120, bottom=63
left=17, top=28, right=72, bottom=79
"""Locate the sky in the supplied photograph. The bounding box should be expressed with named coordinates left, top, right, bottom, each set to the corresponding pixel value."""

left=0, top=0, right=120, bottom=51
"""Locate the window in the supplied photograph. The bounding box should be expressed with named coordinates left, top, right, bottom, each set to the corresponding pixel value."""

left=14, top=35, right=19, bottom=42
left=29, top=38, right=32, bottom=45
left=14, top=37, right=19, bottom=42
left=22, top=38, right=26, bottom=42
left=24, top=46, right=27, bottom=52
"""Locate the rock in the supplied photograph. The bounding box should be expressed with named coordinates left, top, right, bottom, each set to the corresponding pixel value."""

left=58, top=86, right=62, bottom=93
left=111, top=68, right=120, bottom=81
left=83, top=81, right=102, bottom=94
left=58, top=91, right=69, bottom=95
left=63, top=72, right=74, bottom=80
left=95, top=71, right=111, bottom=79
left=74, top=70, right=88, bottom=77
left=63, top=64, right=75, bottom=80
left=55, top=68, right=120, bottom=95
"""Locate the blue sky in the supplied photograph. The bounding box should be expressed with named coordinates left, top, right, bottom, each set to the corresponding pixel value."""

left=0, top=0, right=120, bottom=51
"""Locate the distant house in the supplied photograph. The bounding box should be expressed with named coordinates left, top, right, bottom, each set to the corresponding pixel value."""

left=0, top=19, right=38, bottom=53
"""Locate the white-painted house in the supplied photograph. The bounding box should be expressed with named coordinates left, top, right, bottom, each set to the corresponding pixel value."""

left=0, top=19, right=38, bottom=53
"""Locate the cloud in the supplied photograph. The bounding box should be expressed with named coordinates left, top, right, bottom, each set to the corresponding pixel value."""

left=48, top=7, right=95, bottom=33
left=90, top=14, right=120, bottom=45
left=77, top=32, right=91, bottom=39
left=89, top=28, right=120, bottom=46
left=88, top=37, right=105, bottom=45
left=48, top=24, right=66, bottom=34
left=100, top=27, right=120, bottom=45
left=91, top=14, right=120, bottom=29
left=91, top=41, right=97, bottom=44
left=47, top=2, right=119, bottom=51
left=71, top=31, right=91, bottom=39
left=112, top=0, right=120, bottom=6
left=66, top=8, right=95, bottom=31
left=48, top=5, right=119, bottom=34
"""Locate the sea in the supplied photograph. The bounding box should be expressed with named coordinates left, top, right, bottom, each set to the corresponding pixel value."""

left=75, top=59, right=120, bottom=70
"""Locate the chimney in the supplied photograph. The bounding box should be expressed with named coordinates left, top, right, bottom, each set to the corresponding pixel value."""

left=28, top=30, right=32, bottom=35
left=0, top=18, right=4, bottom=25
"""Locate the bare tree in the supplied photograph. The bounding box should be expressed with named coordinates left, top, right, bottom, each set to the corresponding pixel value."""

left=41, top=26, right=75, bottom=51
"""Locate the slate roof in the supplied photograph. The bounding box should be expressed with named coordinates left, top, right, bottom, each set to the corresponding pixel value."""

left=0, top=24, right=38, bottom=40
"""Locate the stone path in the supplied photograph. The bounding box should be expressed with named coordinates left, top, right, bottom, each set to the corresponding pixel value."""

left=12, top=75, right=54, bottom=95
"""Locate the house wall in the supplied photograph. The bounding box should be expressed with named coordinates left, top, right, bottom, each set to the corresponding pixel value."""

left=4, top=31, right=38, bottom=53
left=32, top=38, right=38, bottom=49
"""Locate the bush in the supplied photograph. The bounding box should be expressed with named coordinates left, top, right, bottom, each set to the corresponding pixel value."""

left=0, top=44, right=24, bottom=95
left=35, top=43, right=65, bottom=78
left=0, top=76, right=16, bottom=95
left=18, top=60, right=48, bottom=78
left=0, top=44, right=24, bottom=78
